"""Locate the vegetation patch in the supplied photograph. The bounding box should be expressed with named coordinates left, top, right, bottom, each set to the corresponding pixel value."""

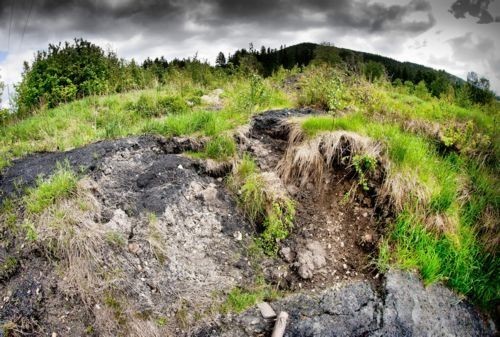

left=23, top=163, right=78, bottom=214
left=299, top=113, right=499, bottom=307
left=229, top=155, right=296, bottom=255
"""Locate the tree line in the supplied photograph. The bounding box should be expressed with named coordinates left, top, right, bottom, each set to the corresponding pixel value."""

left=4, top=39, right=497, bottom=118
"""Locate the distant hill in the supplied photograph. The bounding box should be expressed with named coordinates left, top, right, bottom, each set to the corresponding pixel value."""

left=228, top=42, right=464, bottom=86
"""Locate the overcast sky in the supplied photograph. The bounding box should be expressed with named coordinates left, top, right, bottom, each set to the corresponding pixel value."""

left=1, top=0, right=499, bottom=107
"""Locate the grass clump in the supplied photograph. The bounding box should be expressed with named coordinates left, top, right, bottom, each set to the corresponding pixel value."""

left=258, top=200, right=295, bottom=255
left=131, top=93, right=190, bottom=117
left=203, top=135, right=237, bottom=161
left=229, top=155, right=296, bottom=255
left=221, top=284, right=281, bottom=313
left=23, top=163, right=78, bottom=214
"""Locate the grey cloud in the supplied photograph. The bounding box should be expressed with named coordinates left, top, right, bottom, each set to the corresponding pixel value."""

left=449, top=0, right=500, bottom=23
left=448, top=32, right=495, bottom=62
left=0, top=0, right=436, bottom=50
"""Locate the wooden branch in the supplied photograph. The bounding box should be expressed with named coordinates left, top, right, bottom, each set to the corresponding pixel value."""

left=271, top=311, right=289, bottom=337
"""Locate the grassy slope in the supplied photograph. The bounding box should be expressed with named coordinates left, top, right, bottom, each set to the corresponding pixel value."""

left=0, top=72, right=290, bottom=168
left=1, top=65, right=498, bottom=307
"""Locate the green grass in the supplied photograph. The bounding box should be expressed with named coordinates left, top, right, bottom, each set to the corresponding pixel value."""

left=300, top=112, right=499, bottom=307
left=0, top=74, right=292, bottom=170
left=203, top=135, right=237, bottom=161
left=390, top=212, right=499, bottom=305
left=221, top=285, right=281, bottom=313
left=23, top=164, right=78, bottom=214
left=229, top=156, right=296, bottom=255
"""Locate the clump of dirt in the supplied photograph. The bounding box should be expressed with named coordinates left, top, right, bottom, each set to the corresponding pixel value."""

left=238, top=108, right=387, bottom=291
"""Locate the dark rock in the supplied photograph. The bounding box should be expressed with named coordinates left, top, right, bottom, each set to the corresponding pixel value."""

left=209, top=270, right=493, bottom=337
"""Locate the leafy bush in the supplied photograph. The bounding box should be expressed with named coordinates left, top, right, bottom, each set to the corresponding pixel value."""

left=297, top=65, right=351, bottom=111
left=16, top=39, right=112, bottom=113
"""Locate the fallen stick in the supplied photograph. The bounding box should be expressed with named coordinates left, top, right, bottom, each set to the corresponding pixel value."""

left=271, top=311, right=289, bottom=337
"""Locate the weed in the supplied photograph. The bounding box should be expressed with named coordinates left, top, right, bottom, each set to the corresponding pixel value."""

left=0, top=256, right=19, bottom=280
left=155, top=316, right=168, bottom=327
left=147, top=213, right=168, bottom=264
left=104, top=293, right=127, bottom=326
left=175, top=301, right=189, bottom=329
left=85, top=326, right=94, bottom=334
left=22, top=220, right=38, bottom=241
left=352, top=154, right=377, bottom=191
left=220, top=285, right=281, bottom=313
left=259, top=200, right=295, bottom=255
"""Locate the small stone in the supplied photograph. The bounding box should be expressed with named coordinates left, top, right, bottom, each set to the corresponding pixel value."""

left=362, top=233, right=373, bottom=243
left=257, top=302, right=276, bottom=318
left=343, top=263, right=348, bottom=270
left=280, top=246, right=294, bottom=263
left=177, top=164, right=184, bottom=170
left=128, top=242, right=140, bottom=254
left=234, top=231, right=242, bottom=241
left=52, top=333, right=57, bottom=337
left=340, top=241, right=345, bottom=248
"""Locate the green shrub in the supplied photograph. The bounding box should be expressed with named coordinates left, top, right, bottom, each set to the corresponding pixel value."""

left=297, top=65, right=351, bottom=111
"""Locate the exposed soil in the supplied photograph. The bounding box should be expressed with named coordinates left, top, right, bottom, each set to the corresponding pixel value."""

left=240, top=108, right=385, bottom=291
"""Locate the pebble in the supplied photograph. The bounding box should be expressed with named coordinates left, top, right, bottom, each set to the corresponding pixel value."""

left=257, top=302, right=276, bottom=318
left=340, top=241, right=345, bottom=248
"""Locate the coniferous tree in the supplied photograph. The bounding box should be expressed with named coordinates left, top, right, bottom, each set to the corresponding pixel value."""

left=215, top=52, right=226, bottom=67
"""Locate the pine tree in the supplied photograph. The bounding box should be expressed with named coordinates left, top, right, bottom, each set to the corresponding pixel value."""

left=215, top=52, right=226, bottom=67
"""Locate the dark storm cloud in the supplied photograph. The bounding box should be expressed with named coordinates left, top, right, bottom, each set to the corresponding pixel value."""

left=0, top=0, right=436, bottom=45
left=449, top=0, right=500, bottom=23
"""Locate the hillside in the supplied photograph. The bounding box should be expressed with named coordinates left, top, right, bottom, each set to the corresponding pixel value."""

left=229, top=42, right=464, bottom=84
left=0, top=41, right=498, bottom=336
